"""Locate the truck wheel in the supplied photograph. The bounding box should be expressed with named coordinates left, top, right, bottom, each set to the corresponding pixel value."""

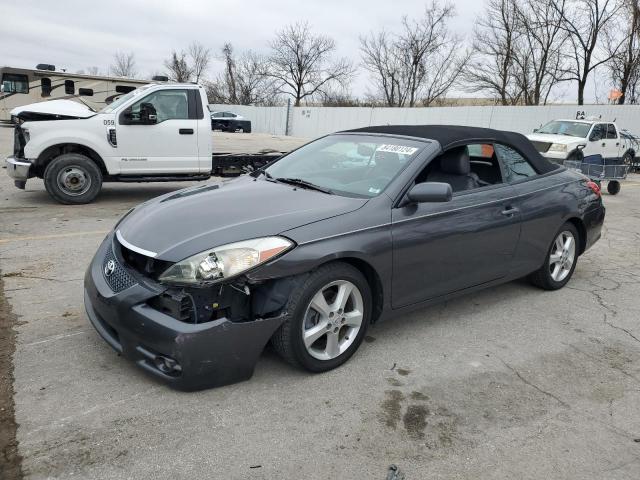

left=607, top=180, right=621, bottom=195
left=44, top=153, right=103, bottom=204
left=623, top=152, right=634, bottom=171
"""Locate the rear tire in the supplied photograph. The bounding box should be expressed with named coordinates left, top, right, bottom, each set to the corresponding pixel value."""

left=607, top=180, right=621, bottom=195
left=43, top=153, right=102, bottom=204
left=271, top=262, right=371, bottom=372
left=529, top=222, right=579, bottom=290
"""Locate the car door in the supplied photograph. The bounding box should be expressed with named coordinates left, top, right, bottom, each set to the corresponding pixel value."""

left=391, top=147, right=521, bottom=308
left=494, top=143, right=574, bottom=275
left=116, top=88, right=200, bottom=174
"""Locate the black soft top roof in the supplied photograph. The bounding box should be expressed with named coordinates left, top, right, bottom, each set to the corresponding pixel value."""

left=342, top=124, right=559, bottom=174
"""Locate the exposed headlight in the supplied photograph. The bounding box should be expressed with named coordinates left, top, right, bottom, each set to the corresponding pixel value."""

left=158, top=236, right=294, bottom=285
left=548, top=143, right=567, bottom=152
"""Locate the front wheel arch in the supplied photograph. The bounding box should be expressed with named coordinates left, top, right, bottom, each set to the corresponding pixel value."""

left=35, top=143, right=107, bottom=178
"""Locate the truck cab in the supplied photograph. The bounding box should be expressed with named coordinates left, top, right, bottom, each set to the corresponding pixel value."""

left=6, top=82, right=213, bottom=204
left=527, top=119, right=632, bottom=164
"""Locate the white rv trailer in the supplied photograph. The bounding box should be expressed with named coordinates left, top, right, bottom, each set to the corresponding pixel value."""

left=0, top=65, right=151, bottom=122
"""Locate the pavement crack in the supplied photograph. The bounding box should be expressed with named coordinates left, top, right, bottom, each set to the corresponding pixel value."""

left=496, top=356, right=570, bottom=409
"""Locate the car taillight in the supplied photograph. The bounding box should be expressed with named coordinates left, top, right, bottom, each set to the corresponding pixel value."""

left=586, top=181, right=601, bottom=197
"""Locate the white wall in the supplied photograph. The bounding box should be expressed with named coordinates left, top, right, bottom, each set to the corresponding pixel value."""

left=212, top=103, right=640, bottom=139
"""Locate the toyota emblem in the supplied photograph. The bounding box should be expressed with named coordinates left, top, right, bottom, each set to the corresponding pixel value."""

left=104, top=259, right=116, bottom=277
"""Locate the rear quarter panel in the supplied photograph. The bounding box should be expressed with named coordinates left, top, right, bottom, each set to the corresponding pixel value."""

left=509, top=168, right=602, bottom=276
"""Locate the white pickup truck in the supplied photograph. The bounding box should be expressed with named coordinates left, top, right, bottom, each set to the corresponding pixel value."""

left=527, top=118, right=635, bottom=165
left=5, top=82, right=280, bottom=204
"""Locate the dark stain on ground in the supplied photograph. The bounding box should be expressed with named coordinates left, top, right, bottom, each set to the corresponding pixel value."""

left=410, top=391, right=429, bottom=401
left=0, top=274, right=24, bottom=479
left=2, top=272, right=22, bottom=278
left=380, top=390, right=404, bottom=428
left=387, top=377, right=403, bottom=387
left=397, top=368, right=411, bottom=376
left=403, top=404, right=429, bottom=439
left=364, top=335, right=376, bottom=343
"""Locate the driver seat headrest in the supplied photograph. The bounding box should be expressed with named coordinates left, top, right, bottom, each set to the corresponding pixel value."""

left=439, top=146, right=470, bottom=175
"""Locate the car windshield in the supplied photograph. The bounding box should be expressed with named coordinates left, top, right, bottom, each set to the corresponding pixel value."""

left=537, top=121, right=591, bottom=138
left=99, top=87, right=149, bottom=113
left=264, top=134, right=425, bottom=198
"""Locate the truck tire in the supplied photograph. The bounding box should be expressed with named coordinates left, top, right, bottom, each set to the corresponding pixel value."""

left=44, top=153, right=103, bottom=204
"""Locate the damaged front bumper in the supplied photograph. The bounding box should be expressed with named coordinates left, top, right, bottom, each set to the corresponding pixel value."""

left=5, top=156, right=32, bottom=189
left=84, top=234, right=288, bottom=391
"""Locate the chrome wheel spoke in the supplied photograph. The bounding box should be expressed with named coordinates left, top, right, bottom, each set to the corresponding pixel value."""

left=325, top=332, right=340, bottom=358
left=310, top=291, right=331, bottom=318
left=343, top=310, right=363, bottom=327
left=549, top=252, right=562, bottom=264
left=303, top=321, right=328, bottom=348
left=333, top=282, right=353, bottom=311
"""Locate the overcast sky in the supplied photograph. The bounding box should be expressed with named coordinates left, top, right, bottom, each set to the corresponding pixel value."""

left=2, top=0, right=606, bottom=103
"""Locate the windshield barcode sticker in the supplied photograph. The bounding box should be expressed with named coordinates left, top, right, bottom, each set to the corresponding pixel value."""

left=377, top=144, right=419, bottom=155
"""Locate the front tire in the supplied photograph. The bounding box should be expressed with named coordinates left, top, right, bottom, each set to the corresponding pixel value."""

left=529, top=222, right=579, bottom=290
left=271, top=262, right=371, bottom=372
left=43, top=153, right=103, bottom=204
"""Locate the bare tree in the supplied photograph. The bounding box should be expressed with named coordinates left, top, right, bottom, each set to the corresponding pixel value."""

left=206, top=44, right=279, bottom=105
left=361, top=31, right=408, bottom=106
left=188, top=42, right=211, bottom=83
left=513, top=0, right=569, bottom=105
left=361, top=2, right=469, bottom=107
left=164, top=51, right=193, bottom=82
left=110, top=51, right=137, bottom=78
left=552, top=0, right=624, bottom=105
left=86, top=66, right=100, bottom=76
left=266, top=21, right=355, bottom=106
left=466, top=0, right=522, bottom=105
left=606, top=0, right=640, bottom=103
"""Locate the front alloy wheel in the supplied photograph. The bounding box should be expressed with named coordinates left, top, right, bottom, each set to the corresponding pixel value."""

left=303, top=280, right=364, bottom=360
left=271, top=262, right=371, bottom=372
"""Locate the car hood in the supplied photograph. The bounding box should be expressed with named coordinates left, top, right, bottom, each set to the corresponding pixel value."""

left=527, top=133, right=585, bottom=145
left=117, top=176, right=368, bottom=262
left=11, top=99, right=95, bottom=121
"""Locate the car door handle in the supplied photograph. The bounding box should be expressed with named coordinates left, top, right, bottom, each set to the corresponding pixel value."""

left=501, top=206, right=519, bottom=216
left=616, top=142, right=620, bottom=146
left=602, top=142, right=606, bottom=147
left=179, top=128, right=194, bottom=135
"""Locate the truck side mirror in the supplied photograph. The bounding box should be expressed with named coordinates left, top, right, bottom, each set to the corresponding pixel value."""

left=589, top=132, right=602, bottom=142
left=139, top=103, right=157, bottom=124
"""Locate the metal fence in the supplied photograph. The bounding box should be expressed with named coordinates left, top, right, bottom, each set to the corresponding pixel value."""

left=210, top=103, right=640, bottom=139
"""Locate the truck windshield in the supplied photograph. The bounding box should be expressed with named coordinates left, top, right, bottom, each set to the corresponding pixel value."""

left=99, top=87, right=148, bottom=113
left=264, top=134, right=425, bottom=198
left=538, top=121, right=591, bottom=138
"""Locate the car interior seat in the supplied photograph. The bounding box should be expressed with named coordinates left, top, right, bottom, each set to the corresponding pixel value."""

left=426, top=146, right=480, bottom=192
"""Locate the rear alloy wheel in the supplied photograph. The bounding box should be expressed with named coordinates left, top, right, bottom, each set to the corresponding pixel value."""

left=271, top=262, right=371, bottom=372
left=529, top=222, right=579, bottom=290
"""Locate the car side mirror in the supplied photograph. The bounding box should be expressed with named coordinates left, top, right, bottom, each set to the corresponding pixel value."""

left=407, top=182, right=452, bottom=203
left=589, top=132, right=601, bottom=142
left=533, top=128, right=539, bottom=133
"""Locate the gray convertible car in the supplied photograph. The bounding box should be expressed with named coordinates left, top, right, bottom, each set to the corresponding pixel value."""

left=84, top=125, right=605, bottom=390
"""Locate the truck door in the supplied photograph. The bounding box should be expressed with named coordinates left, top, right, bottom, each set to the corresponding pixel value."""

left=115, top=88, right=200, bottom=174
left=605, top=123, right=622, bottom=160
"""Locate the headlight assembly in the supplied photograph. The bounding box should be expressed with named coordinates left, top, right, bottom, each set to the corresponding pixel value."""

left=158, top=236, right=294, bottom=286
left=548, top=143, right=568, bottom=152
